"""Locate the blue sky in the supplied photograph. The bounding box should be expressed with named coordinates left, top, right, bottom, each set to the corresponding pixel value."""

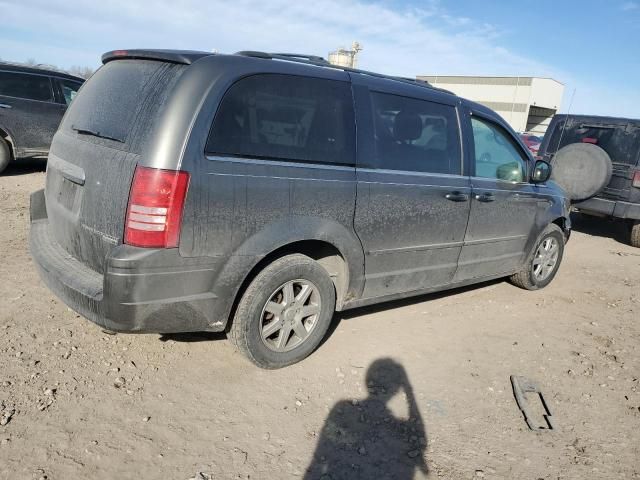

left=0, top=0, right=638, bottom=117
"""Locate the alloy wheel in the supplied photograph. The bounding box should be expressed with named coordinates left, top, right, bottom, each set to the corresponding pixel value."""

left=532, top=237, right=559, bottom=282
left=259, top=279, right=322, bottom=352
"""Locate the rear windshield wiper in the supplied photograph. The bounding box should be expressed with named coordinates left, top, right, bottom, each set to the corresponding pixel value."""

left=71, top=125, right=124, bottom=143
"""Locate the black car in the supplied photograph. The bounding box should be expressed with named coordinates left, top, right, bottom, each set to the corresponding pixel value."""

left=30, top=49, right=570, bottom=368
left=0, top=62, right=84, bottom=173
left=539, top=114, right=640, bottom=247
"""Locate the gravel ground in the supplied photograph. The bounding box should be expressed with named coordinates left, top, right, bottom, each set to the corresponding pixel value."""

left=1, top=159, right=639, bottom=480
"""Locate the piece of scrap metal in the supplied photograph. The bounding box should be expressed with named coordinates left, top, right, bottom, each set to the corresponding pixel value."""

left=510, top=375, right=554, bottom=431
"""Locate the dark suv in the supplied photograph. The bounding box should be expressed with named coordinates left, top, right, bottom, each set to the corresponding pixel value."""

left=30, top=50, right=570, bottom=368
left=0, top=62, right=84, bottom=173
left=539, top=114, right=640, bottom=247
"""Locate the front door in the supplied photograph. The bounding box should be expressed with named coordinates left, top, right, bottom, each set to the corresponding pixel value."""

left=455, top=112, right=539, bottom=281
left=353, top=79, right=471, bottom=299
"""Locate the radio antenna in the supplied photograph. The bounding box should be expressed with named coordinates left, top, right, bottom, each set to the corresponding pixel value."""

left=555, top=87, right=576, bottom=153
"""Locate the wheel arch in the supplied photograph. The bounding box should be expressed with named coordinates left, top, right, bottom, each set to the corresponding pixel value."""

left=241, top=239, right=349, bottom=304
left=0, top=126, right=16, bottom=161
left=221, top=231, right=364, bottom=333
left=551, top=215, right=571, bottom=241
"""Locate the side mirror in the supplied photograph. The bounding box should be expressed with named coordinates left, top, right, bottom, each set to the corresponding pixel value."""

left=531, top=160, right=552, bottom=183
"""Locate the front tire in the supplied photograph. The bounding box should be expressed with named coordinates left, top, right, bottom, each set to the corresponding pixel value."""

left=228, top=254, right=336, bottom=369
left=0, top=137, right=11, bottom=174
left=510, top=224, right=565, bottom=290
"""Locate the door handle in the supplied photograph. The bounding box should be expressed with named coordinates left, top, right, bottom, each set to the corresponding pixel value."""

left=475, top=192, right=495, bottom=202
left=0, top=103, right=12, bottom=109
left=445, top=191, right=469, bottom=202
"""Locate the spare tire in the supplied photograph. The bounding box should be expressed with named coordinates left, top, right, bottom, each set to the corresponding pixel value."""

left=550, top=143, right=612, bottom=202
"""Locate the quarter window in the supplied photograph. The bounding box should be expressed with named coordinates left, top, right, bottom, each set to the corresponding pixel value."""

left=0, top=71, right=53, bottom=102
left=371, top=92, right=461, bottom=175
left=471, top=117, right=527, bottom=182
left=206, top=74, right=355, bottom=165
left=58, top=79, right=83, bottom=105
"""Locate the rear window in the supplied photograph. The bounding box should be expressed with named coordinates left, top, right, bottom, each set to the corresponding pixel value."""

left=546, top=118, right=640, bottom=165
left=0, top=71, right=53, bottom=102
left=60, top=60, right=186, bottom=153
left=206, top=74, right=355, bottom=165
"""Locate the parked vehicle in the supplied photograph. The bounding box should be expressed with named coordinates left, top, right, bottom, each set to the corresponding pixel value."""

left=519, top=133, right=542, bottom=155
left=0, top=62, right=84, bottom=173
left=30, top=49, right=571, bottom=368
left=539, top=114, right=640, bottom=247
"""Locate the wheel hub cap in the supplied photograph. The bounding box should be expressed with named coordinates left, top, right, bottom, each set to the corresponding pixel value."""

left=283, top=308, right=296, bottom=324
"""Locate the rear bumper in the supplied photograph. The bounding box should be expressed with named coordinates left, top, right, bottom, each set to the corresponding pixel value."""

left=574, top=197, right=640, bottom=221
left=29, top=189, right=230, bottom=333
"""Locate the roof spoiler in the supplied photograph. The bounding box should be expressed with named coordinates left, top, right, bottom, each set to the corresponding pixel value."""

left=101, top=49, right=213, bottom=65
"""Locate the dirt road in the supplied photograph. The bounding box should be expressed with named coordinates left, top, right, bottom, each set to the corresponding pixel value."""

left=1, top=160, right=639, bottom=480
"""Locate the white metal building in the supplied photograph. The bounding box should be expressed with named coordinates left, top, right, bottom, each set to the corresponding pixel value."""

left=416, top=75, right=565, bottom=135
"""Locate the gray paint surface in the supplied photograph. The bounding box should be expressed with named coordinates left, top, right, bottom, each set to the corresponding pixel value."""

left=30, top=50, right=570, bottom=334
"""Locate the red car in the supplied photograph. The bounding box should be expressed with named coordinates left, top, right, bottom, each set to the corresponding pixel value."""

left=519, top=133, right=543, bottom=155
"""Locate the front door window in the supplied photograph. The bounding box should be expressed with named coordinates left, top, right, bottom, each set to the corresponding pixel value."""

left=471, top=117, right=527, bottom=182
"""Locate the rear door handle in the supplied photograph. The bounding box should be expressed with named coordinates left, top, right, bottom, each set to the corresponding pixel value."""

left=475, top=192, right=495, bottom=202
left=445, top=191, right=469, bottom=202
left=0, top=103, right=12, bottom=109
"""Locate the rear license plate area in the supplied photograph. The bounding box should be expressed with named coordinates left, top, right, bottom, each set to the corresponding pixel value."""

left=54, top=174, right=80, bottom=211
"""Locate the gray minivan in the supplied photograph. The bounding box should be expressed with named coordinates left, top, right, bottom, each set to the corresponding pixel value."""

left=30, top=50, right=570, bottom=368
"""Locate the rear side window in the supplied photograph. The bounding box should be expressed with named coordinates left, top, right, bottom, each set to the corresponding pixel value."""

left=60, top=60, right=186, bottom=153
left=206, top=74, right=355, bottom=165
left=371, top=92, right=461, bottom=174
left=0, top=71, right=53, bottom=102
left=547, top=119, right=640, bottom=166
left=57, top=78, right=83, bottom=105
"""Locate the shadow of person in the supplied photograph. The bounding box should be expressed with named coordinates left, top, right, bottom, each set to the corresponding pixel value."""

left=304, top=358, right=428, bottom=480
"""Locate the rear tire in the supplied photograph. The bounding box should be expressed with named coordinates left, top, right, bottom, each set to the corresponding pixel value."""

left=630, top=221, right=640, bottom=248
left=0, top=138, right=11, bottom=174
left=510, top=224, right=565, bottom=290
left=228, top=254, right=336, bottom=369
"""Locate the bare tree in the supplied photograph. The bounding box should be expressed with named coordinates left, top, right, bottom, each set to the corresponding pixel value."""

left=67, top=65, right=95, bottom=79
left=7, top=56, right=94, bottom=79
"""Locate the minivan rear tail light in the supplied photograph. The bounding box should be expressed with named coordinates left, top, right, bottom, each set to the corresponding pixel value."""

left=124, top=166, right=190, bottom=248
left=633, top=170, right=640, bottom=189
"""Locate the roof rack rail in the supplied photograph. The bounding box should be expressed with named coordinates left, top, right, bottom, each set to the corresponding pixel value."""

left=236, top=51, right=330, bottom=67
left=234, top=50, right=454, bottom=95
left=272, top=53, right=330, bottom=64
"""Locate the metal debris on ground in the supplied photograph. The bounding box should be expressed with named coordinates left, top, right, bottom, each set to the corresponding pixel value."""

left=189, top=472, right=213, bottom=480
left=510, top=375, right=554, bottom=431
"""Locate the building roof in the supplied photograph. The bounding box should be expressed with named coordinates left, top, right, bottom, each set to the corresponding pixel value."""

left=418, top=75, right=564, bottom=86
